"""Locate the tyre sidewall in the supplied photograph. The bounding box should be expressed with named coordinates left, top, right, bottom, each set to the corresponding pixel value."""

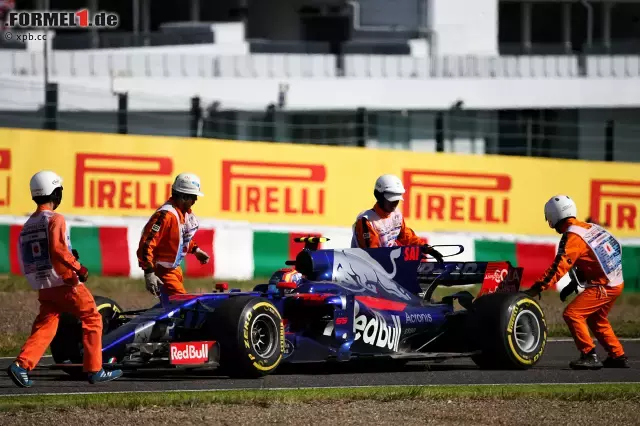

left=93, top=295, right=124, bottom=334
left=237, top=299, right=285, bottom=374
left=501, top=295, right=547, bottom=367
left=50, top=295, right=123, bottom=365
left=470, top=292, right=547, bottom=369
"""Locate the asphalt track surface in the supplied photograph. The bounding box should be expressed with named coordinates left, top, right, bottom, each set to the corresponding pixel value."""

left=1, top=340, right=639, bottom=395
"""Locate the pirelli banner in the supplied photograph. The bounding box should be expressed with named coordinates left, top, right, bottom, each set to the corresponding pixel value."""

left=1, top=128, right=640, bottom=238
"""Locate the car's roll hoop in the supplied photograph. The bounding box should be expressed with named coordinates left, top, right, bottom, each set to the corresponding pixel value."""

left=285, top=236, right=330, bottom=266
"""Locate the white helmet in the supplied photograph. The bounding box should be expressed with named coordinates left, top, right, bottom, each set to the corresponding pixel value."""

left=30, top=170, right=63, bottom=198
left=374, top=174, right=405, bottom=202
left=544, top=195, right=577, bottom=228
left=172, top=173, right=204, bottom=197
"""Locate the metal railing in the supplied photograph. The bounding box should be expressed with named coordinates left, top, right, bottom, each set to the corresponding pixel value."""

left=2, top=51, right=640, bottom=79
left=52, top=31, right=215, bottom=50
left=0, top=79, right=637, bottom=162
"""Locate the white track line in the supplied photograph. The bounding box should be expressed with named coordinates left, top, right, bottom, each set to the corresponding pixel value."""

left=1, top=382, right=639, bottom=398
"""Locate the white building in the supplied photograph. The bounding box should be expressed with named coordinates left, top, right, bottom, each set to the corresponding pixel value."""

left=1, top=0, right=639, bottom=161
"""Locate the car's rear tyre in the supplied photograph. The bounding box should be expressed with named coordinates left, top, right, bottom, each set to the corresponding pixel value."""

left=209, top=295, right=284, bottom=378
left=469, top=292, right=547, bottom=370
left=50, top=295, right=123, bottom=377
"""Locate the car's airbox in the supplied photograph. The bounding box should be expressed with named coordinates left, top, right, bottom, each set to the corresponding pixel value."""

left=295, top=249, right=333, bottom=281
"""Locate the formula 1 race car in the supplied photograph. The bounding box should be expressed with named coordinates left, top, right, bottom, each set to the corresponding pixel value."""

left=49, top=237, right=548, bottom=378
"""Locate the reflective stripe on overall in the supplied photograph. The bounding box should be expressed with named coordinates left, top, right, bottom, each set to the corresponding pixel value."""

left=350, top=208, right=404, bottom=248
left=18, top=210, right=71, bottom=291
left=155, top=203, right=199, bottom=269
left=567, top=224, right=624, bottom=288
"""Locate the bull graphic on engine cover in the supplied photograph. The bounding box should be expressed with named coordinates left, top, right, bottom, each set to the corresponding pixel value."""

left=332, top=248, right=413, bottom=301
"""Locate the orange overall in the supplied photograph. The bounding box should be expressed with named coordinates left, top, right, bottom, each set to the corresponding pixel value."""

left=537, top=218, right=625, bottom=358
left=16, top=206, right=103, bottom=372
left=137, top=199, right=200, bottom=296
left=351, top=204, right=424, bottom=248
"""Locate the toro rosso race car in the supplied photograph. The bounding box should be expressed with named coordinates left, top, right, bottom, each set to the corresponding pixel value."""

left=49, top=237, right=548, bottom=378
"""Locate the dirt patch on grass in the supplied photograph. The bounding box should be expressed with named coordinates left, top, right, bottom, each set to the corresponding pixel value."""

left=0, top=276, right=258, bottom=337
left=0, top=290, right=155, bottom=338
left=0, top=277, right=231, bottom=355
left=2, top=399, right=639, bottom=426
left=537, top=291, right=640, bottom=337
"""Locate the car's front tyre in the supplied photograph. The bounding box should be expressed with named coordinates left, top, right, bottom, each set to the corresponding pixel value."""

left=210, top=295, right=284, bottom=378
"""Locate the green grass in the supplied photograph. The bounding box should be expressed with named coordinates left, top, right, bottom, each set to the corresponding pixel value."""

left=1, top=383, right=639, bottom=412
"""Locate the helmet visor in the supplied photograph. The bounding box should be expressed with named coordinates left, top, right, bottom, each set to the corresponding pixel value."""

left=384, top=192, right=404, bottom=202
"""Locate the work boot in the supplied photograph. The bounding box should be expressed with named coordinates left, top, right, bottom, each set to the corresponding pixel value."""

left=603, top=355, right=630, bottom=368
left=7, top=362, right=33, bottom=388
left=88, top=368, right=123, bottom=384
left=569, top=350, right=603, bottom=370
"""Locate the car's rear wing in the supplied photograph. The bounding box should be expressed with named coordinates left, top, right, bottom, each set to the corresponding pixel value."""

left=418, top=261, right=523, bottom=300
left=290, top=240, right=523, bottom=299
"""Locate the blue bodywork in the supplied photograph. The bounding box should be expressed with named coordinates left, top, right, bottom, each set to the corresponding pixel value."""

left=96, top=244, right=520, bottom=367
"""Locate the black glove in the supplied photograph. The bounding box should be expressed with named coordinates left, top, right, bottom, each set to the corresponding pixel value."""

left=560, top=279, right=579, bottom=302
left=524, top=281, right=543, bottom=299
left=72, top=249, right=80, bottom=260
left=573, top=267, right=586, bottom=283
left=560, top=267, right=582, bottom=302
left=421, top=244, right=444, bottom=265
